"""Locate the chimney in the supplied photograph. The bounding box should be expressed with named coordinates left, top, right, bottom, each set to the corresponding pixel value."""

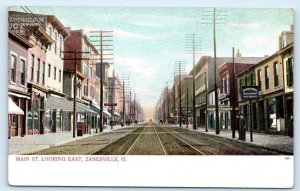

left=236, top=49, right=241, bottom=57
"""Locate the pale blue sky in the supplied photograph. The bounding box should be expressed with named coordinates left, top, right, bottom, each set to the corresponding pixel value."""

left=12, top=7, right=294, bottom=115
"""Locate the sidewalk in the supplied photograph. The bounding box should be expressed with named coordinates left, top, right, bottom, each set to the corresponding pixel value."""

left=9, top=125, right=128, bottom=155
left=170, top=124, right=293, bottom=154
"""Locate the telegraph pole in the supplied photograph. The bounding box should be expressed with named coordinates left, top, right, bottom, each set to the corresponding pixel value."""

left=173, top=71, right=176, bottom=124
left=174, top=61, right=185, bottom=127
left=167, top=82, right=170, bottom=124
left=179, top=62, right=182, bottom=127
left=202, top=8, right=227, bottom=134
left=129, top=91, right=132, bottom=124
left=111, top=70, right=115, bottom=130
left=231, top=47, right=236, bottom=138
left=185, top=33, right=201, bottom=130
left=186, top=88, right=189, bottom=128
left=213, top=8, right=220, bottom=134
left=89, top=30, right=113, bottom=132
left=122, top=81, right=125, bottom=126
left=62, top=50, right=91, bottom=138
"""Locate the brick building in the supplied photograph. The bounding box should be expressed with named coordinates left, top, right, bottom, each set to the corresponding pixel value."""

left=237, top=29, right=294, bottom=136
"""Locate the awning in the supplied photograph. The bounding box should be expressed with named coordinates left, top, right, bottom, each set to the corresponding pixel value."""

left=113, top=112, right=121, bottom=118
left=103, top=108, right=111, bottom=117
left=47, top=96, right=91, bottom=113
left=8, top=97, right=24, bottom=115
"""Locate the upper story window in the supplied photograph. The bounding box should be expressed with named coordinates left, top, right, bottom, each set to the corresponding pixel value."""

left=48, top=26, right=52, bottom=51
left=60, top=36, right=63, bottom=57
left=59, top=70, right=62, bottom=82
left=30, top=54, right=35, bottom=81
left=54, top=31, right=58, bottom=54
left=257, top=69, right=262, bottom=91
left=48, top=64, right=51, bottom=78
left=286, top=57, right=294, bottom=87
left=54, top=67, right=57, bottom=80
left=42, top=62, right=45, bottom=85
left=10, top=54, right=17, bottom=83
left=20, top=59, right=26, bottom=85
left=37, top=59, right=40, bottom=83
left=265, top=66, right=270, bottom=90
left=273, top=62, right=279, bottom=87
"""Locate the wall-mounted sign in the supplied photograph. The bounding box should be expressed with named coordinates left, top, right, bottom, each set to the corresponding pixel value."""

left=218, top=93, right=227, bottom=100
left=8, top=11, right=47, bottom=35
left=242, top=86, right=259, bottom=99
left=104, top=103, right=117, bottom=106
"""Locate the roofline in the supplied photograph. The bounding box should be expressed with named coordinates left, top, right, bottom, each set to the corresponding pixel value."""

left=236, top=43, right=294, bottom=77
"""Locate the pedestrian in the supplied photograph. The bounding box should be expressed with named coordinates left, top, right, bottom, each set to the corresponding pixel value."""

left=236, top=114, right=241, bottom=140
left=239, top=113, right=247, bottom=141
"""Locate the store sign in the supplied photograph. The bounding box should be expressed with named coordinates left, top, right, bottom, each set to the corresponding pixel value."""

left=242, top=86, right=259, bottom=99
left=207, top=105, right=232, bottom=112
left=8, top=12, right=47, bottom=34
left=104, top=103, right=117, bottom=106
left=218, top=93, right=227, bottom=100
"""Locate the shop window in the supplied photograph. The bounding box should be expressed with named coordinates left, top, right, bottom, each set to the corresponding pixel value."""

left=10, top=54, right=17, bottom=83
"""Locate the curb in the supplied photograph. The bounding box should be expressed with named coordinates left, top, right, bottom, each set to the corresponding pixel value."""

left=196, top=130, right=293, bottom=155
left=171, top=126, right=293, bottom=155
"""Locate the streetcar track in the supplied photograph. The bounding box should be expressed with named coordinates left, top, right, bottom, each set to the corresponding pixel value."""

left=168, top=127, right=278, bottom=155
left=154, top=126, right=167, bottom=155
left=125, top=126, right=146, bottom=155
left=89, top=127, right=145, bottom=155
left=159, top=126, right=205, bottom=155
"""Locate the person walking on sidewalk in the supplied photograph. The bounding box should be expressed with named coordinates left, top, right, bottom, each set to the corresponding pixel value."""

left=239, top=113, right=247, bottom=141
left=236, top=114, right=241, bottom=140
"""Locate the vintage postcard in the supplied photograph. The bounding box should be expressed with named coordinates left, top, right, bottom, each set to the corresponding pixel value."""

left=8, top=6, right=294, bottom=187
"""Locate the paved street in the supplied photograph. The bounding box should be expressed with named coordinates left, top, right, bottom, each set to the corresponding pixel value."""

left=21, top=122, right=289, bottom=155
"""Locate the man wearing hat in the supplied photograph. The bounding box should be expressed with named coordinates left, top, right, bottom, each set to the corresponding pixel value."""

left=239, top=113, right=247, bottom=141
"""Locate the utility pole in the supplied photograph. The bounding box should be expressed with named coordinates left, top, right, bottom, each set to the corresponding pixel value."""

left=205, top=70, right=208, bottom=132
left=173, top=71, right=176, bottom=125
left=186, top=88, right=189, bottom=128
left=134, top=92, right=136, bottom=122
left=179, top=62, right=182, bottom=127
left=122, top=81, right=125, bottom=126
left=213, top=8, right=220, bottom=135
left=111, top=70, right=115, bottom=130
left=202, top=8, right=227, bottom=134
left=231, top=47, right=236, bottom=138
left=185, top=33, right=201, bottom=130
left=167, top=82, right=170, bottom=124
left=174, top=61, right=185, bottom=127
left=62, top=50, right=91, bottom=138
left=89, top=30, right=113, bottom=132
left=129, top=91, right=132, bottom=124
